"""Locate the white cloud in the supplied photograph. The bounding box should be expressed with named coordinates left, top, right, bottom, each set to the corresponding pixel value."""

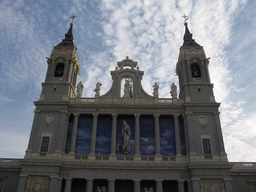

left=0, top=132, right=28, bottom=158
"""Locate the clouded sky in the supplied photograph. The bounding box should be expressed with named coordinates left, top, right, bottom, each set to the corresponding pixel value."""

left=1, top=0, right=256, bottom=162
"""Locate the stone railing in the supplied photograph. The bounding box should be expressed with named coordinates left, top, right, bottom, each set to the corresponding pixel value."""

left=73, top=155, right=176, bottom=162
left=231, top=162, right=256, bottom=169
left=70, top=97, right=181, bottom=105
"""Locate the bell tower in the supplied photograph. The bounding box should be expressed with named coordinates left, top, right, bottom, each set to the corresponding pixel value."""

left=176, top=22, right=214, bottom=103
left=39, top=22, right=80, bottom=101
left=176, top=21, right=228, bottom=163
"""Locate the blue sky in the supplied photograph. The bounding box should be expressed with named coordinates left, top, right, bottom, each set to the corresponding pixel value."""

left=1, top=0, right=256, bottom=162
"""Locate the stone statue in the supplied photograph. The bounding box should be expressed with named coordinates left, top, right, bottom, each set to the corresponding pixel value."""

left=94, top=82, right=102, bottom=97
left=153, top=82, right=159, bottom=98
left=96, top=187, right=102, bottom=192
left=119, top=120, right=132, bottom=153
left=76, top=81, right=84, bottom=97
left=170, top=82, right=177, bottom=99
left=123, top=79, right=131, bottom=98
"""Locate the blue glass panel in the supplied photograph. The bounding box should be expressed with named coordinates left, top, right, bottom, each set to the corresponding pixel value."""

left=179, top=116, right=186, bottom=156
left=75, top=115, right=93, bottom=155
left=65, top=115, right=74, bottom=154
left=95, top=115, right=112, bottom=155
left=160, top=115, right=175, bottom=156
left=116, top=115, right=135, bottom=156
left=140, top=115, right=155, bottom=156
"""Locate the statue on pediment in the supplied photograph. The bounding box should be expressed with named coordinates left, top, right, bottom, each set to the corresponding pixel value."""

left=153, top=82, right=159, bottom=98
left=76, top=81, right=84, bottom=97
left=171, top=82, right=177, bottom=99
left=94, top=82, right=102, bottom=97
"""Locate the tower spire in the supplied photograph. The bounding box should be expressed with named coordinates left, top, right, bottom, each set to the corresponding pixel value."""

left=182, top=21, right=200, bottom=47
left=57, top=19, right=75, bottom=46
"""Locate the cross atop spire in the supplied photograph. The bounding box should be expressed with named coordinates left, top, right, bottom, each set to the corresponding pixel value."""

left=182, top=14, right=189, bottom=23
left=70, top=15, right=76, bottom=23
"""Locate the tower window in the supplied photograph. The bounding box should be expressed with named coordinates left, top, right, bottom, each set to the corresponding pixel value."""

left=191, top=63, right=201, bottom=78
left=202, top=138, right=212, bottom=155
left=40, top=136, right=50, bottom=152
left=54, top=63, right=65, bottom=77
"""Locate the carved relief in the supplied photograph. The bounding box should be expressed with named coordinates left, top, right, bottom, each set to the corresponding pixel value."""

left=200, top=180, right=225, bottom=192
left=199, top=115, right=208, bottom=128
left=25, top=176, right=50, bottom=192
left=45, top=114, right=54, bottom=126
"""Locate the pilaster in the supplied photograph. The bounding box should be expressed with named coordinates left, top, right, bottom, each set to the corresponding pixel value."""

left=17, top=175, right=27, bottom=192
left=55, top=110, right=69, bottom=156
left=64, top=178, right=72, bottom=192
left=69, top=113, right=79, bottom=155
left=134, top=179, right=141, bottom=192
left=88, top=114, right=98, bottom=160
left=191, top=178, right=200, bottom=192
left=178, top=180, right=185, bottom=192
left=154, top=114, right=161, bottom=161
left=156, top=180, right=163, bottom=192
left=214, top=111, right=227, bottom=161
left=26, top=110, right=40, bottom=155
left=174, top=114, right=182, bottom=161
left=108, top=179, right=115, bottom=192
left=49, top=176, right=60, bottom=192
left=134, top=114, right=141, bottom=160
left=86, top=179, right=93, bottom=192
left=109, top=114, right=118, bottom=160
left=224, top=178, right=233, bottom=192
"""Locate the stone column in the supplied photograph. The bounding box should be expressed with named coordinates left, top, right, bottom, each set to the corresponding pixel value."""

left=224, top=178, right=233, bottom=192
left=49, top=176, right=60, bottom=192
left=64, top=178, right=72, bottom=192
left=86, top=179, right=94, bottom=192
left=17, top=175, right=27, bottom=192
left=26, top=110, right=40, bottom=153
left=56, top=111, right=69, bottom=154
left=191, top=178, right=200, bottom=192
left=178, top=180, right=185, bottom=192
left=154, top=114, right=161, bottom=159
left=69, top=113, right=79, bottom=155
left=134, top=114, right=141, bottom=160
left=214, top=112, right=227, bottom=160
left=57, top=177, right=63, bottom=192
left=187, top=180, right=192, bottom=192
left=108, top=179, right=115, bottom=192
left=110, top=114, right=118, bottom=156
left=174, top=114, right=181, bottom=156
left=156, top=180, right=163, bottom=192
left=134, top=179, right=140, bottom=192
left=89, top=114, right=98, bottom=157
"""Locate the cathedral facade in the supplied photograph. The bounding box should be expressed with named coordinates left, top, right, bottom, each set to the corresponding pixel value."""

left=1, top=21, right=256, bottom=192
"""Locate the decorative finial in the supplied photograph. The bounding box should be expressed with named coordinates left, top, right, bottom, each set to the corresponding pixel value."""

left=70, top=15, right=76, bottom=26
left=182, top=14, right=189, bottom=25
left=126, top=56, right=129, bottom=59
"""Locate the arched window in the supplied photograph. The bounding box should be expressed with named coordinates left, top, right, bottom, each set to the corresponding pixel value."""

left=191, top=63, right=201, bottom=78
left=54, top=63, right=65, bottom=77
